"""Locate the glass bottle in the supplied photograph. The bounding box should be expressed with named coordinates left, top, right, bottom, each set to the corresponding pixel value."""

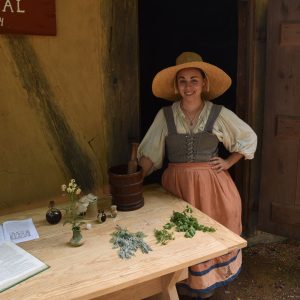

left=101, top=211, right=107, bottom=222
left=97, top=210, right=107, bottom=223
left=46, top=200, right=62, bottom=225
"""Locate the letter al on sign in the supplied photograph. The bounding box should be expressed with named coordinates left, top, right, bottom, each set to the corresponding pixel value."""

left=0, top=0, right=56, bottom=36
left=2, top=0, right=25, bottom=13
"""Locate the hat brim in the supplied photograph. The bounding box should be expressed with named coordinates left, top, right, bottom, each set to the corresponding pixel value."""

left=152, top=61, right=232, bottom=101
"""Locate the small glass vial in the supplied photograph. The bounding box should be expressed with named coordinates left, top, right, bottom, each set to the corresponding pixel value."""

left=46, top=200, right=62, bottom=225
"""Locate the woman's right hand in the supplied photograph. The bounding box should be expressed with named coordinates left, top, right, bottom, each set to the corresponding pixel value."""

left=139, top=156, right=154, bottom=178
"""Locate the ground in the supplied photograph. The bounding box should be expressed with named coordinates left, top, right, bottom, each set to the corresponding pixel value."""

left=190, top=238, right=300, bottom=300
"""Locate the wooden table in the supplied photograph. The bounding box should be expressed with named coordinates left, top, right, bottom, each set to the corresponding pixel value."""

left=0, top=185, right=247, bottom=300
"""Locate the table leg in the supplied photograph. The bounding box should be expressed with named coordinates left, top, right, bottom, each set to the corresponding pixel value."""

left=158, top=269, right=185, bottom=300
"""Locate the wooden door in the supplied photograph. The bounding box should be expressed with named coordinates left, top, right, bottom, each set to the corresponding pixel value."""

left=259, top=0, right=300, bottom=239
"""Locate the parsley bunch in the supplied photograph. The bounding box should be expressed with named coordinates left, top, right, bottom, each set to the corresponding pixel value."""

left=154, top=206, right=216, bottom=245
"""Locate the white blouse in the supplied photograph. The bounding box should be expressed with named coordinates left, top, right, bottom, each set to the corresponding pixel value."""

left=137, top=101, right=257, bottom=172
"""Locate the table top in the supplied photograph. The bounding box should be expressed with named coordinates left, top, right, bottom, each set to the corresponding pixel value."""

left=0, top=185, right=247, bottom=300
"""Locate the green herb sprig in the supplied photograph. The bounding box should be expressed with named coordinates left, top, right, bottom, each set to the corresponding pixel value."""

left=154, top=206, right=216, bottom=245
left=110, top=225, right=152, bottom=259
left=154, top=228, right=175, bottom=245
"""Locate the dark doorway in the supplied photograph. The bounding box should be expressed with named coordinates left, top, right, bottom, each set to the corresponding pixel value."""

left=138, top=0, right=238, bottom=184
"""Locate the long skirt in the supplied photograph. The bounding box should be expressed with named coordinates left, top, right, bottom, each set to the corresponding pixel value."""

left=162, top=162, right=242, bottom=297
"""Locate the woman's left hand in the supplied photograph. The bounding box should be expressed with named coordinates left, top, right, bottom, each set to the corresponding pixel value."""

left=208, top=156, right=230, bottom=173
left=209, top=152, right=244, bottom=173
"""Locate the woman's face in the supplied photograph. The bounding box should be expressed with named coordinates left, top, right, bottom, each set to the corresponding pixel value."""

left=176, top=68, right=205, bottom=100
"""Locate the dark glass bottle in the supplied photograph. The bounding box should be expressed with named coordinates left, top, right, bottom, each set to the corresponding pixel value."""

left=101, top=211, right=107, bottom=222
left=46, top=200, right=62, bottom=225
left=98, top=210, right=107, bottom=223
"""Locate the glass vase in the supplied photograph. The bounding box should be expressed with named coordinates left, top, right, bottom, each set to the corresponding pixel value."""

left=69, top=227, right=84, bottom=247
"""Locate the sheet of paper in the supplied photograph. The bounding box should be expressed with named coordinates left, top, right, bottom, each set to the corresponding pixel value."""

left=2, top=218, right=39, bottom=244
left=0, top=241, right=48, bottom=292
left=0, top=224, right=4, bottom=242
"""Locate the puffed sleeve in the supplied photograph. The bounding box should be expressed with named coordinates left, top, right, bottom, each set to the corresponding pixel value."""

left=214, top=106, right=257, bottom=159
left=137, top=108, right=168, bottom=172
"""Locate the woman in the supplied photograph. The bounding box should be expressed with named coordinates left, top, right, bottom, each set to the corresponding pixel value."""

left=138, top=52, right=257, bottom=299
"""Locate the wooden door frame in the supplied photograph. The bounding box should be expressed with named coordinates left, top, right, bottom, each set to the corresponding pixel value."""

left=236, top=0, right=266, bottom=235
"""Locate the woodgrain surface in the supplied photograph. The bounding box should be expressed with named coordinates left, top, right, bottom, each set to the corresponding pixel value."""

left=0, top=185, right=246, bottom=300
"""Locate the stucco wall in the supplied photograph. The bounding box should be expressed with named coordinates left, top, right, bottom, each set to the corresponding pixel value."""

left=0, top=0, right=139, bottom=211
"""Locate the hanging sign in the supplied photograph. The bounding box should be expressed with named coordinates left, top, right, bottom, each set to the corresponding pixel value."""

left=0, top=0, right=56, bottom=36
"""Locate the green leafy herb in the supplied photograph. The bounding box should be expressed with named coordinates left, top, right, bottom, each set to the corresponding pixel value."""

left=154, top=206, right=216, bottom=245
left=110, top=225, right=152, bottom=259
left=154, top=228, right=175, bottom=245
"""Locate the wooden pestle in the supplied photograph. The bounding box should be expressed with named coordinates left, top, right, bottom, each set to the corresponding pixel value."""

left=127, top=142, right=139, bottom=174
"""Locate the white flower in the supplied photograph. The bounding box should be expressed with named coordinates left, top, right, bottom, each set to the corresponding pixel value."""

left=76, top=201, right=89, bottom=213
left=61, top=179, right=87, bottom=229
left=78, top=196, right=89, bottom=205
left=86, top=193, right=98, bottom=202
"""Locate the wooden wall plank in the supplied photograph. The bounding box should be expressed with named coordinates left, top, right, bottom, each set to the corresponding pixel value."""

left=280, top=23, right=300, bottom=46
left=100, top=0, right=140, bottom=167
left=271, top=202, right=300, bottom=225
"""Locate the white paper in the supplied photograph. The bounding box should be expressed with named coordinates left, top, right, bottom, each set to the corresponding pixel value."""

left=0, top=241, right=48, bottom=292
left=2, top=218, right=39, bottom=244
left=0, top=224, right=4, bottom=242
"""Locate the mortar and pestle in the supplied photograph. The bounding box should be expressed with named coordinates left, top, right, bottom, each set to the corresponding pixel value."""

left=108, top=143, right=144, bottom=211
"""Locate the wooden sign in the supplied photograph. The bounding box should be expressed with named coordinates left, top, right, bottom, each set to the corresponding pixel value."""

left=0, top=0, right=56, bottom=36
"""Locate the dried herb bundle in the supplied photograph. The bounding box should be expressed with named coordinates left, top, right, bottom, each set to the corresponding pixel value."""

left=154, top=206, right=216, bottom=245
left=110, top=225, right=152, bottom=259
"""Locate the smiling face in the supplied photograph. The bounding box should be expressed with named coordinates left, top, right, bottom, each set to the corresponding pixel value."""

left=176, top=67, right=206, bottom=101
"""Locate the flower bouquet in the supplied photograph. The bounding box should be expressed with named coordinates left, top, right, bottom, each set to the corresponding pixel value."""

left=61, top=179, right=89, bottom=246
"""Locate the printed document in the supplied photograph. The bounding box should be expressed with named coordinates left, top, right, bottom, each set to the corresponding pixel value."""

left=0, top=218, right=39, bottom=244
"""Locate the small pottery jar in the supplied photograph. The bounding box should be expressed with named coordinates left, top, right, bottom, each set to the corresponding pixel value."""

left=46, top=200, right=62, bottom=225
left=110, top=205, right=117, bottom=218
left=85, top=200, right=98, bottom=219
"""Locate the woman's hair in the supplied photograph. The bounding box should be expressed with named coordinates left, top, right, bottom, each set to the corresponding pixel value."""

left=175, top=67, right=206, bottom=82
left=198, top=68, right=206, bottom=79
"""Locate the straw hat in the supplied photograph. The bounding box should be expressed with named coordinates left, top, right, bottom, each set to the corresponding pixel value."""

left=152, top=52, right=232, bottom=101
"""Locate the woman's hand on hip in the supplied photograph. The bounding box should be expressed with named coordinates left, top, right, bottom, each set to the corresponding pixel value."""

left=209, top=152, right=244, bottom=173
left=209, top=157, right=230, bottom=173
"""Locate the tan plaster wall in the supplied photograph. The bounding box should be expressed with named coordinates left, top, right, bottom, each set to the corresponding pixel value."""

left=0, top=0, right=139, bottom=211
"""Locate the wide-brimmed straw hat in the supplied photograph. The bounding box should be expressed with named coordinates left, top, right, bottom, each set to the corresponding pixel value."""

left=152, top=52, right=232, bottom=101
